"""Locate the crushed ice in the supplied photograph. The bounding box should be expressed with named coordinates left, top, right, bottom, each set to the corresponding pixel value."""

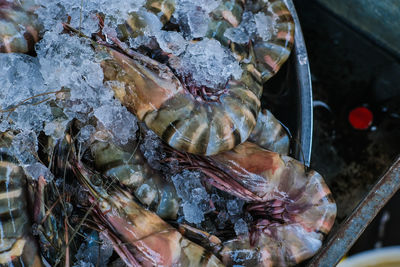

left=224, top=11, right=257, bottom=44
left=0, top=54, right=50, bottom=133
left=74, top=231, right=114, bottom=267
left=173, top=0, right=212, bottom=39
left=0, top=0, right=268, bottom=262
left=11, top=131, right=39, bottom=165
left=156, top=31, right=187, bottom=56
left=224, top=11, right=277, bottom=44
left=25, top=162, right=54, bottom=182
left=34, top=0, right=145, bottom=36
left=94, top=103, right=138, bottom=145
left=171, top=170, right=212, bottom=225
left=178, top=39, right=243, bottom=89
left=140, top=128, right=166, bottom=171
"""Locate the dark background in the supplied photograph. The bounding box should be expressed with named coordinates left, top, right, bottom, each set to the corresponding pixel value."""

left=292, top=0, right=400, bottom=256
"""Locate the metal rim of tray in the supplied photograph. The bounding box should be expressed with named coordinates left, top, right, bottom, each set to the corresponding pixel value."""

left=285, top=1, right=400, bottom=266
left=285, top=0, right=313, bottom=167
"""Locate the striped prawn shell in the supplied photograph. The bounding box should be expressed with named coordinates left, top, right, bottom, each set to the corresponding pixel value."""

left=0, top=0, right=41, bottom=54
left=90, top=139, right=180, bottom=220
left=108, top=0, right=294, bottom=155
left=246, top=0, right=295, bottom=84
left=71, top=158, right=225, bottom=267
left=208, top=142, right=336, bottom=266
left=119, top=0, right=294, bottom=95
left=0, top=133, right=42, bottom=267
left=101, top=47, right=260, bottom=156
left=249, top=109, right=290, bottom=155
left=208, top=0, right=295, bottom=97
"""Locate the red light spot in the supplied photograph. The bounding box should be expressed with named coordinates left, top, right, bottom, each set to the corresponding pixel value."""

left=348, top=107, right=373, bottom=130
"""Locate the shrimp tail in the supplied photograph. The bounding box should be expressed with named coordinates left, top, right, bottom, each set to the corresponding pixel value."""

left=249, top=109, right=290, bottom=155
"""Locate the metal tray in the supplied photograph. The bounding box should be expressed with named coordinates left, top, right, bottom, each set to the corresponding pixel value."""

left=268, top=1, right=400, bottom=266
left=264, top=1, right=400, bottom=266
left=262, top=0, right=313, bottom=167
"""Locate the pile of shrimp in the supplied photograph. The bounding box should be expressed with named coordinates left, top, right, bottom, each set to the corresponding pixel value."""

left=0, top=0, right=336, bottom=266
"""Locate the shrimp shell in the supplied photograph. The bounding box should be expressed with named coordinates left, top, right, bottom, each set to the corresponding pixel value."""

left=0, top=0, right=41, bottom=54
left=208, top=142, right=336, bottom=266
left=71, top=157, right=224, bottom=267
left=110, top=0, right=294, bottom=155
left=246, top=0, right=295, bottom=83
left=101, top=47, right=260, bottom=155
left=207, top=0, right=295, bottom=84
left=171, top=141, right=336, bottom=266
left=0, top=133, right=43, bottom=267
left=90, top=139, right=180, bottom=220
left=0, top=0, right=294, bottom=156
left=249, top=109, right=290, bottom=155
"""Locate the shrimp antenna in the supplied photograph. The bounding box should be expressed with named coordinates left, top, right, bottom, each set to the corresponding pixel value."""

left=291, top=137, right=309, bottom=172
left=79, top=0, right=84, bottom=35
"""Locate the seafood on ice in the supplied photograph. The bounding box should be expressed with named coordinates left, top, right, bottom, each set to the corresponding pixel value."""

left=0, top=0, right=336, bottom=266
left=163, top=141, right=337, bottom=266
left=100, top=0, right=295, bottom=155
left=0, top=0, right=294, bottom=155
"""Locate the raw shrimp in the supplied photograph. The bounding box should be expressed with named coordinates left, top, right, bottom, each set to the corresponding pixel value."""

left=0, top=132, right=43, bottom=266
left=88, top=135, right=179, bottom=220
left=68, top=141, right=225, bottom=267
left=100, top=42, right=261, bottom=156
left=0, top=0, right=294, bottom=155
left=100, top=0, right=294, bottom=155
left=170, top=141, right=336, bottom=266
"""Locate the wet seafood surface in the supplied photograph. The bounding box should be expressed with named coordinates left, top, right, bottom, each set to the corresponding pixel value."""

left=0, top=0, right=336, bottom=266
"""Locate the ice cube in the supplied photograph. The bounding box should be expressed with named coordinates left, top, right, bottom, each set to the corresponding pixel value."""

left=74, top=231, right=113, bottom=267
left=173, top=0, right=221, bottom=38
left=173, top=1, right=209, bottom=39
left=171, top=170, right=211, bottom=225
left=182, top=202, right=205, bottom=224
left=73, top=261, right=94, bottom=267
left=156, top=31, right=187, bottom=56
left=187, top=7, right=210, bottom=38
left=254, top=12, right=276, bottom=41
left=94, top=103, right=138, bottom=145
left=78, top=124, right=96, bottom=144
left=217, top=211, right=229, bottom=229
left=224, top=27, right=250, bottom=44
left=227, top=200, right=241, bottom=216
left=184, top=0, right=221, bottom=13
left=178, top=38, right=242, bottom=89
left=44, top=119, right=69, bottom=140
left=140, top=10, right=164, bottom=36
left=234, top=218, right=249, bottom=236
left=25, top=163, right=54, bottom=182
left=224, top=11, right=257, bottom=44
left=11, top=131, right=38, bottom=165
left=140, top=128, right=165, bottom=170
left=11, top=103, right=52, bottom=133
